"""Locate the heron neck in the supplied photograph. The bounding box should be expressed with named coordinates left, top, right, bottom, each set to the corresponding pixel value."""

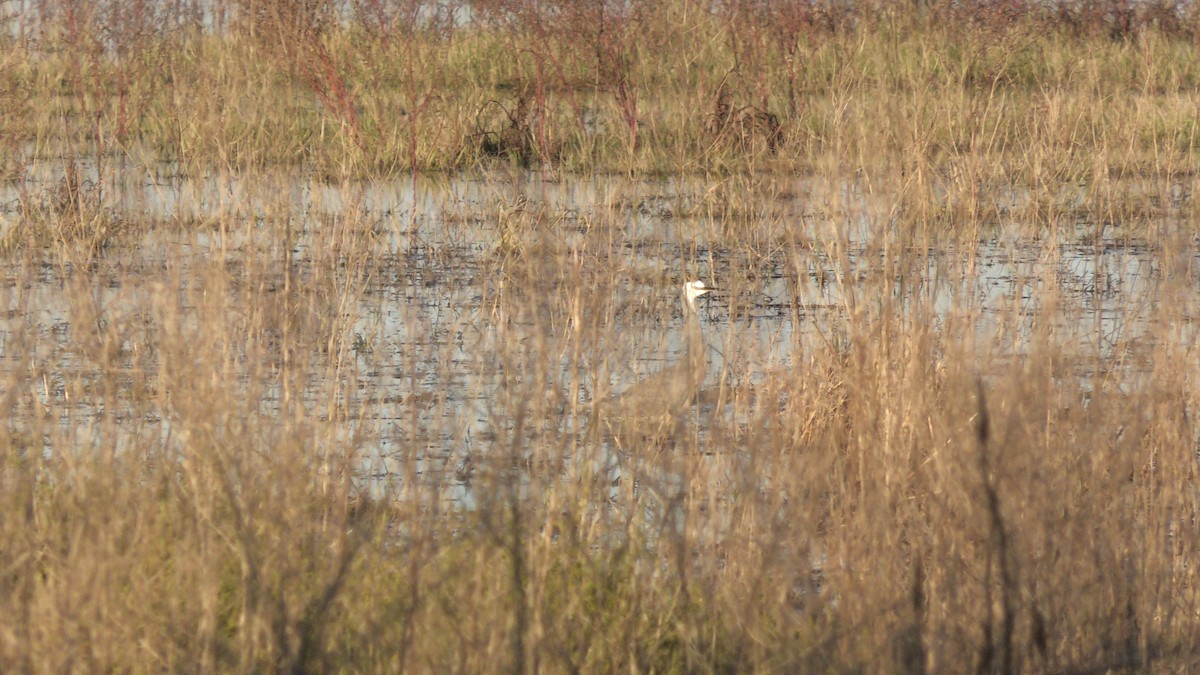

left=684, top=304, right=706, bottom=371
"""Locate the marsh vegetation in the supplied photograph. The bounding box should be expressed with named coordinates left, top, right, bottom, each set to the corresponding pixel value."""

left=2, top=1, right=1200, bottom=671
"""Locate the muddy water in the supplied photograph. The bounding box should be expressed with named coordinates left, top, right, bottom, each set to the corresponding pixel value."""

left=1, top=163, right=1195, bottom=503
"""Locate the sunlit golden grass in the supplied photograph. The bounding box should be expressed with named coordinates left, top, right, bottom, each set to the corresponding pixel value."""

left=4, top=4, right=1200, bottom=189
left=1, top=2, right=1200, bottom=672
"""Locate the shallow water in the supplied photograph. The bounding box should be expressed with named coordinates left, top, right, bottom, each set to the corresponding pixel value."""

left=2, top=162, right=1195, bottom=504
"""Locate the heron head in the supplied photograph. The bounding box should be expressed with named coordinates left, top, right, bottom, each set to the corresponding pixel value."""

left=683, top=279, right=717, bottom=310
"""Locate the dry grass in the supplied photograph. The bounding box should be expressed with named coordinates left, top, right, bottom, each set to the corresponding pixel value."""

left=3, top=2, right=1200, bottom=186
left=1, top=1, right=1199, bottom=673
left=1, top=170, right=1197, bottom=672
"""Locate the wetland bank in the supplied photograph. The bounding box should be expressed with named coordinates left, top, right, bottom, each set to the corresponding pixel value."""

left=3, top=1, right=1200, bottom=671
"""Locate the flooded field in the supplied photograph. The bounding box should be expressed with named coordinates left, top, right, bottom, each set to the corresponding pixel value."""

left=10, top=2, right=1200, bottom=668
left=4, top=161, right=1200, bottom=672
left=4, top=163, right=1196, bottom=491
left=11, top=0, right=1200, bottom=662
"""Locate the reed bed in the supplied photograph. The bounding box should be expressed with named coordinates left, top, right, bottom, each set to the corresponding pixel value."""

left=1, top=1, right=1199, bottom=673
left=3, top=1, right=1200, bottom=183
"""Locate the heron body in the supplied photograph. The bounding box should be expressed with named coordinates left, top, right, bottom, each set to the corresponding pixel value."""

left=595, top=280, right=717, bottom=443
